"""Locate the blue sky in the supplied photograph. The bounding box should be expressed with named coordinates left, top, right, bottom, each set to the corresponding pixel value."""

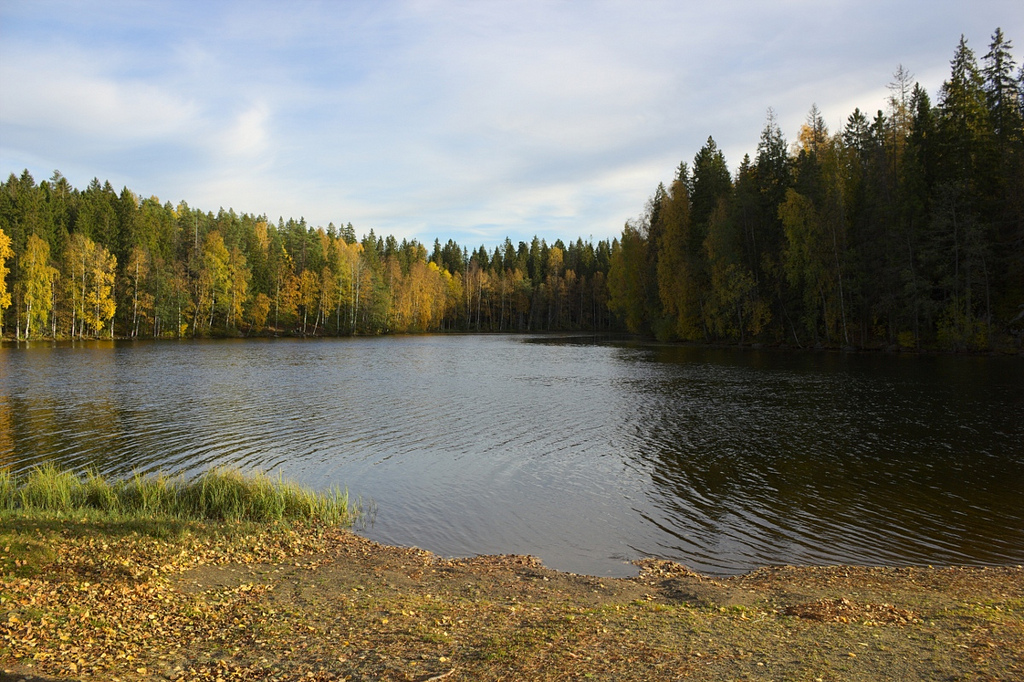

left=1, top=1, right=1021, bottom=249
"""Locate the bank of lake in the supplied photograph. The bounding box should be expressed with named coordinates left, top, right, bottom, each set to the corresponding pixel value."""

left=2, top=514, right=1022, bottom=681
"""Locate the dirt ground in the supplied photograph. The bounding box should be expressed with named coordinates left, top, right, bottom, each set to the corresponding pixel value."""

left=2, top=521, right=1023, bottom=680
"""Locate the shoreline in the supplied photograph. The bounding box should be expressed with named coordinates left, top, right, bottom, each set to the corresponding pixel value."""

left=4, top=330, right=1023, bottom=358
left=352, top=527, right=1024, bottom=581
left=3, top=518, right=1022, bottom=681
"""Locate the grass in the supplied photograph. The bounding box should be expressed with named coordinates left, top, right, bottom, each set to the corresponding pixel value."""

left=1, top=488, right=1022, bottom=681
left=0, top=464, right=355, bottom=526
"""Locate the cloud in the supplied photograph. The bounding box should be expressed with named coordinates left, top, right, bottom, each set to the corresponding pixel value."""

left=2, top=0, right=1022, bottom=247
left=0, top=48, right=197, bottom=143
left=222, top=103, right=271, bottom=158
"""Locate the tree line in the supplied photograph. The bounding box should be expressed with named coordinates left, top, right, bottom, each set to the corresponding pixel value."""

left=0, top=172, right=616, bottom=339
left=1, top=29, right=1022, bottom=349
left=608, top=29, right=1024, bottom=350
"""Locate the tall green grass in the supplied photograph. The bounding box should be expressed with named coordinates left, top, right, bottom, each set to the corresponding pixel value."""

left=0, top=464, right=355, bottom=525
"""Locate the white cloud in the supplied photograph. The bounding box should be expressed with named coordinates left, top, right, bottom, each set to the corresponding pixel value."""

left=0, top=47, right=199, bottom=143
left=222, top=103, right=271, bottom=158
left=2, top=0, right=1022, bottom=247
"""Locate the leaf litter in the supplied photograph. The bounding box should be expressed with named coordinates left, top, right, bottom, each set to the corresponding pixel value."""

left=2, top=521, right=1023, bottom=681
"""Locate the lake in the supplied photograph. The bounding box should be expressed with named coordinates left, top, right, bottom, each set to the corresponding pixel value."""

left=2, top=335, right=1022, bottom=577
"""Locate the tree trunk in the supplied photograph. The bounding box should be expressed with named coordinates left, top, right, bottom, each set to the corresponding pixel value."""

left=132, top=259, right=140, bottom=338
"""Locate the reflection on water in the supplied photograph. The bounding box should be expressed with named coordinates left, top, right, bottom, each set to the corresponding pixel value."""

left=615, top=345, right=1024, bottom=573
left=1, top=336, right=1022, bottom=576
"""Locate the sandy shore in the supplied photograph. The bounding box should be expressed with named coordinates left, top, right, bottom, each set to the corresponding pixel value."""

left=2, top=521, right=1023, bottom=680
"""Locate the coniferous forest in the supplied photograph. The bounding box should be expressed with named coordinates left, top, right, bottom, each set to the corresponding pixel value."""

left=1, top=30, right=1022, bottom=350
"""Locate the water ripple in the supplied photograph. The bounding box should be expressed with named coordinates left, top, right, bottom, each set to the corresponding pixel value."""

left=2, top=337, right=1023, bottom=577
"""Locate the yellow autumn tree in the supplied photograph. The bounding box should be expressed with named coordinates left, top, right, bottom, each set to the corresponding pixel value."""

left=315, top=266, right=336, bottom=334
left=383, top=255, right=402, bottom=331
left=332, top=240, right=358, bottom=332
left=509, top=267, right=530, bottom=330
left=227, top=246, right=250, bottom=331
left=656, top=179, right=704, bottom=340
left=444, top=267, right=463, bottom=329
left=420, top=261, right=446, bottom=330
left=404, top=259, right=443, bottom=331
left=64, top=233, right=90, bottom=337
left=607, top=223, right=649, bottom=334
left=247, top=292, right=271, bottom=332
left=545, top=246, right=565, bottom=328
left=0, top=228, right=12, bottom=334
left=83, top=241, right=117, bottom=337
left=298, top=269, right=319, bottom=335
left=19, top=234, right=58, bottom=339
left=65, top=233, right=118, bottom=338
left=195, top=231, right=230, bottom=334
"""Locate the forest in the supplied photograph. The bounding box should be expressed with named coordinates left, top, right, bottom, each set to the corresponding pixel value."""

left=0, top=179, right=615, bottom=339
left=1, top=29, right=1022, bottom=350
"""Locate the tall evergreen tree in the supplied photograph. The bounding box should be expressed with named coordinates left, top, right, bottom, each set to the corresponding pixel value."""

left=931, top=35, right=995, bottom=347
left=982, top=28, right=1024, bottom=322
left=983, top=28, right=1022, bottom=145
left=754, top=108, right=795, bottom=342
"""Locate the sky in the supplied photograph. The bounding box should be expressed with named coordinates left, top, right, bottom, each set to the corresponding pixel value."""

left=1, top=1, right=1021, bottom=249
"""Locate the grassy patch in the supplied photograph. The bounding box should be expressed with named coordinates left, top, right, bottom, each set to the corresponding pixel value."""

left=2, top=473, right=1022, bottom=681
left=0, top=464, right=356, bottom=526
left=0, top=533, right=55, bottom=578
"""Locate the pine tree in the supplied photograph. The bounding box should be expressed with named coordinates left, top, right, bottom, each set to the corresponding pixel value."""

left=983, top=28, right=1022, bottom=145
left=932, top=35, right=996, bottom=347
left=754, top=108, right=794, bottom=342
left=982, top=28, right=1024, bottom=324
left=938, top=36, right=992, bottom=188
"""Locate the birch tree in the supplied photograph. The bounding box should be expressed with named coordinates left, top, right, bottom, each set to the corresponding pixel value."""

left=19, top=234, right=57, bottom=339
left=0, top=228, right=13, bottom=335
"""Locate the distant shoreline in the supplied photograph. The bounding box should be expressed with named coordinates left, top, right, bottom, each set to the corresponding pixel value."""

left=3, top=329, right=1023, bottom=358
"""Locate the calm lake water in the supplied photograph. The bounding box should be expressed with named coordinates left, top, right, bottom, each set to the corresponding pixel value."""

left=2, top=335, right=1023, bottom=577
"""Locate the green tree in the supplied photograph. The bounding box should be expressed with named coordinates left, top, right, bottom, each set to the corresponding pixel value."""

left=982, top=28, right=1024, bottom=324
left=691, top=138, right=733, bottom=230
left=753, top=109, right=794, bottom=341
left=126, top=245, right=152, bottom=338
left=892, top=84, right=938, bottom=347
left=780, top=188, right=843, bottom=343
left=656, top=175, right=702, bottom=340
left=983, top=28, right=1022, bottom=147
left=938, top=36, right=993, bottom=187
left=607, top=226, right=649, bottom=334
left=678, top=137, right=733, bottom=339
left=643, top=184, right=668, bottom=334
left=703, top=183, right=769, bottom=343
left=930, top=35, right=995, bottom=347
